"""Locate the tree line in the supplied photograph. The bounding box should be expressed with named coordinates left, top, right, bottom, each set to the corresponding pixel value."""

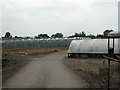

left=2, top=32, right=64, bottom=40
left=68, top=30, right=114, bottom=39
left=2, top=29, right=114, bottom=40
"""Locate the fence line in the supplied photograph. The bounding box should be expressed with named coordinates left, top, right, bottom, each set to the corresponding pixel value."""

left=103, top=55, right=120, bottom=89
left=2, top=38, right=91, bottom=48
left=2, top=39, right=77, bottom=48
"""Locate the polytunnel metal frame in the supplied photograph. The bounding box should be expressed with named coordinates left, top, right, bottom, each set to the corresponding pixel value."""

left=68, top=38, right=120, bottom=58
left=68, top=32, right=120, bottom=89
left=103, top=32, right=120, bottom=90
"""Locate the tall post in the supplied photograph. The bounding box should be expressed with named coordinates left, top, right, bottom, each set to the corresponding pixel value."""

left=108, top=37, right=110, bottom=90
left=113, top=38, right=115, bottom=57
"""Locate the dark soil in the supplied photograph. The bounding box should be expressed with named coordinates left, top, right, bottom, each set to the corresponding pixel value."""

left=2, top=55, right=32, bottom=83
left=63, top=57, right=109, bottom=88
left=2, top=48, right=68, bottom=83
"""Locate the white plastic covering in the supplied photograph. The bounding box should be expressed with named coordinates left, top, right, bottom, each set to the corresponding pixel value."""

left=68, top=39, right=120, bottom=54
left=108, top=32, right=120, bottom=37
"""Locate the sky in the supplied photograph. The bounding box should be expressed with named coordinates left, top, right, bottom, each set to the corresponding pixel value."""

left=1, top=0, right=119, bottom=37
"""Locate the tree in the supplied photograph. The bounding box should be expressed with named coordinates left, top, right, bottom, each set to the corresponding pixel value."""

left=35, top=34, right=50, bottom=39
left=67, top=35, right=74, bottom=38
left=14, top=36, right=24, bottom=39
left=42, top=34, right=50, bottom=38
left=24, top=36, right=31, bottom=39
left=4, top=32, right=12, bottom=39
left=51, top=33, right=63, bottom=38
left=103, top=29, right=113, bottom=38
left=38, top=34, right=43, bottom=38
left=81, top=31, right=86, bottom=37
left=86, top=34, right=95, bottom=38
left=67, top=31, right=86, bottom=38
left=74, top=33, right=79, bottom=37
left=97, top=34, right=104, bottom=38
left=15, top=36, right=19, bottom=39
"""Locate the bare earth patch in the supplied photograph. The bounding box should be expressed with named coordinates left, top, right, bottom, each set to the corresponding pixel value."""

left=2, top=48, right=68, bottom=83
left=2, top=48, right=119, bottom=88
left=2, top=47, right=68, bottom=55
left=63, top=57, right=109, bottom=88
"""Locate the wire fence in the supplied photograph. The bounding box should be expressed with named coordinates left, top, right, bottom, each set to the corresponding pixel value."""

left=103, top=55, right=120, bottom=89
left=110, top=60, right=120, bottom=88
left=2, top=37, right=91, bottom=48
left=2, top=38, right=78, bottom=48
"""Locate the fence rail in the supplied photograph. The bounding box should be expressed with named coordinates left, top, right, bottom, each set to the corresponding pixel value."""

left=2, top=39, right=74, bottom=48
left=103, top=55, right=120, bottom=63
left=103, top=55, right=120, bottom=89
left=2, top=38, right=91, bottom=48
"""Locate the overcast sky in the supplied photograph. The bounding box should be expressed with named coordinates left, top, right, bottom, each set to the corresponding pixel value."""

left=1, top=0, right=119, bottom=37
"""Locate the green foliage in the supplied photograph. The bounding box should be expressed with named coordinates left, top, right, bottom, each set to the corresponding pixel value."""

left=103, top=29, right=113, bottom=38
left=86, top=34, right=96, bottom=38
left=99, top=67, right=108, bottom=78
left=81, top=31, right=86, bottom=37
left=2, top=51, right=10, bottom=58
left=3, top=29, right=114, bottom=40
left=4, top=32, right=12, bottom=39
left=97, top=34, right=104, bottom=38
left=74, top=33, right=79, bottom=37
left=96, top=29, right=114, bottom=38
left=15, top=36, right=19, bottom=39
left=14, top=36, right=24, bottom=39
left=35, top=34, right=50, bottom=39
left=67, top=31, right=86, bottom=38
left=67, top=35, right=74, bottom=38
left=51, top=33, right=63, bottom=38
left=24, top=37, right=31, bottom=39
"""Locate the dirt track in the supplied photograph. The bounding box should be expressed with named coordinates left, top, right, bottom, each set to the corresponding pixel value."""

left=3, top=51, right=88, bottom=88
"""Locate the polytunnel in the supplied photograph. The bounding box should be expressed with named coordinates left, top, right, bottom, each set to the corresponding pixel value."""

left=68, top=39, right=120, bottom=58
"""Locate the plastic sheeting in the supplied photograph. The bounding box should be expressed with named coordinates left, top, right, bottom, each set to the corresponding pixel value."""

left=2, top=39, right=73, bottom=48
left=108, top=32, right=120, bottom=37
left=68, top=39, right=120, bottom=54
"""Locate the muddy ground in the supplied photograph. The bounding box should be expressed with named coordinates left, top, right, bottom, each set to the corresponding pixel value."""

left=2, top=48, right=67, bottom=83
left=2, top=48, right=119, bottom=88
left=63, top=57, right=120, bottom=88
left=3, top=51, right=88, bottom=88
left=63, top=57, right=108, bottom=88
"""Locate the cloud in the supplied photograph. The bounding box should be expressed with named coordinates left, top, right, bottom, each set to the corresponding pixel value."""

left=2, top=0, right=118, bottom=36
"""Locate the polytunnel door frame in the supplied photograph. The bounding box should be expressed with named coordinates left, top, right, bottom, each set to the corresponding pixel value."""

left=107, top=37, right=115, bottom=90
left=106, top=36, right=120, bottom=90
left=108, top=37, right=115, bottom=57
